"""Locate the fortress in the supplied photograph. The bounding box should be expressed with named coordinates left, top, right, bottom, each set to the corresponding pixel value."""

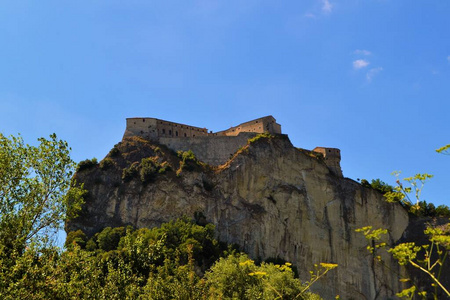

left=123, top=116, right=342, bottom=176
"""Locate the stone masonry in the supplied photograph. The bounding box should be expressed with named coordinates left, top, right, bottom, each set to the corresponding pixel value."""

left=123, top=115, right=343, bottom=176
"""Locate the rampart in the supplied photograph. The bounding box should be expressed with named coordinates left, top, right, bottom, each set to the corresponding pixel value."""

left=122, top=115, right=343, bottom=176
left=123, top=118, right=208, bottom=140
left=312, top=147, right=343, bottom=177
left=214, top=116, right=281, bottom=136
left=159, top=133, right=257, bottom=166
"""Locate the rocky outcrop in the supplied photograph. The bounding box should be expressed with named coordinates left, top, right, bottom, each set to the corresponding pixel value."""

left=67, top=135, right=409, bottom=299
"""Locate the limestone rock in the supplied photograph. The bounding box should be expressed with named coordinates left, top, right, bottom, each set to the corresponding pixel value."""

left=67, top=135, right=409, bottom=299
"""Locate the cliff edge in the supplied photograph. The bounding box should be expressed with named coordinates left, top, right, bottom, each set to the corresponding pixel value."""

left=67, top=135, right=409, bottom=299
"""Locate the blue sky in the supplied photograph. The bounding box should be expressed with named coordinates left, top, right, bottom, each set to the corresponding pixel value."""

left=1, top=0, right=449, bottom=213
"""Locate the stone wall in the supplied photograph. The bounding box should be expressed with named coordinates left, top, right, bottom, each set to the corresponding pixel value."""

left=159, top=133, right=257, bottom=166
left=215, top=116, right=282, bottom=136
left=123, top=118, right=159, bottom=140
left=123, top=118, right=208, bottom=140
left=313, top=147, right=343, bottom=177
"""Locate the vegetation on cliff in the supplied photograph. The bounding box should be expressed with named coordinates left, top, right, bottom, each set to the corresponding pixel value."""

left=2, top=216, right=329, bottom=299
left=357, top=172, right=450, bottom=299
left=0, top=134, right=337, bottom=299
left=1, top=133, right=448, bottom=299
left=359, top=177, right=450, bottom=218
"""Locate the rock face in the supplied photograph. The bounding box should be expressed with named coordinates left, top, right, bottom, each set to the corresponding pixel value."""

left=68, top=135, right=409, bottom=299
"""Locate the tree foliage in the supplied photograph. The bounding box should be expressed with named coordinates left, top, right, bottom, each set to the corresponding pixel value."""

left=1, top=216, right=334, bottom=299
left=0, top=133, right=85, bottom=257
left=0, top=133, right=336, bottom=298
left=436, top=144, right=450, bottom=155
left=360, top=175, right=450, bottom=217
left=357, top=171, right=450, bottom=299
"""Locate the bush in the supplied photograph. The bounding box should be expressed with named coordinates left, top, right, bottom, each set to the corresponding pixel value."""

left=140, top=158, right=157, bottom=182
left=177, top=150, right=200, bottom=175
left=360, top=178, right=395, bottom=194
left=108, top=146, right=120, bottom=157
left=99, top=158, right=115, bottom=170
left=410, top=201, right=450, bottom=217
left=122, top=162, right=139, bottom=181
left=65, top=230, right=87, bottom=249
left=158, top=161, right=170, bottom=173
left=361, top=178, right=450, bottom=218
left=360, top=178, right=404, bottom=203
left=77, top=158, right=98, bottom=172
left=247, top=133, right=274, bottom=144
left=204, top=253, right=323, bottom=300
left=95, top=227, right=129, bottom=252
left=436, top=205, right=450, bottom=217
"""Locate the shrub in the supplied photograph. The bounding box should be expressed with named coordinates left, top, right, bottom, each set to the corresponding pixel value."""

left=360, top=178, right=395, bottom=194
left=65, top=230, right=87, bottom=249
left=140, top=158, right=157, bottom=182
left=410, top=201, right=450, bottom=217
left=247, top=133, right=274, bottom=144
left=158, top=161, right=170, bottom=173
left=177, top=150, right=200, bottom=175
left=360, top=178, right=404, bottom=203
left=361, top=177, right=450, bottom=218
left=95, top=227, right=128, bottom=252
left=100, top=158, right=115, bottom=170
left=77, top=158, right=98, bottom=172
left=122, top=162, right=139, bottom=181
left=109, top=146, right=120, bottom=157
left=436, top=205, right=450, bottom=217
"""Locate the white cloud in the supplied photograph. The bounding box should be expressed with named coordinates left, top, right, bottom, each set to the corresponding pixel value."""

left=322, top=0, right=333, bottom=13
left=366, top=67, right=383, bottom=82
left=353, top=59, right=370, bottom=70
left=447, top=55, right=450, bottom=63
left=304, top=12, right=316, bottom=18
left=354, top=49, right=371, bottom=56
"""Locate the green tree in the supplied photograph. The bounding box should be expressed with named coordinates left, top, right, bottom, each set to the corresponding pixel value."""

left=0, top=133, right=85, bottom=257
left=204, top=253, right=331, bottom=299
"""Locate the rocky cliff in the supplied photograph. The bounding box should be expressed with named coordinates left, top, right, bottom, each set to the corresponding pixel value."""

left=67, top=135, right=410, bottom=299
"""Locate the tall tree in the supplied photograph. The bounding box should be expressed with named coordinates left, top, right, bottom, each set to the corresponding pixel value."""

left=0, top=133, right=84, bottom=257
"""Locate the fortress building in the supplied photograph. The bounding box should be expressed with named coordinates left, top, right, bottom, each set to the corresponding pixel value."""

left=312, top=147, right=342, bottom=177
left=123, top=115, right=342, bottom=176
left=123, top=115, right=281, bottom=140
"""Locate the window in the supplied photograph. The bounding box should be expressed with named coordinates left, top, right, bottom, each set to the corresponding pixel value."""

left=176, top=131, right=178, bottom=136
left=184, top=133, right=187, bottom=137
left=162, top=129, right=165, bottom=134
left=169, top=130, right=172, bottom=135
left=143, top=119, right=145, bottom=122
